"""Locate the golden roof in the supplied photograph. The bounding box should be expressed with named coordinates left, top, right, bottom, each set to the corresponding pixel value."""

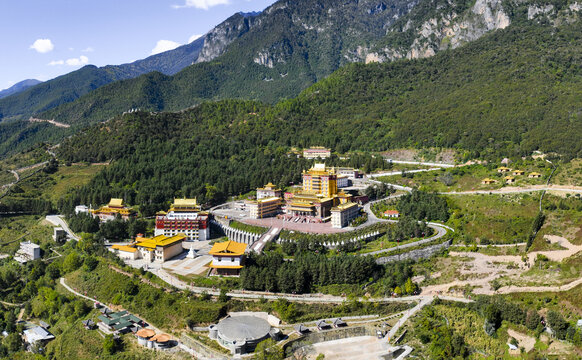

left=209, top=240, right=247, bottom=256
left=504, top=176, right=515, bottom=180
left=259, top=182, right=280, bottom=190
left=112, top=245, right=137, bottom=253
left=91, top=207, right=133, bottom=215
left=173, top=198, right=197, bottom=207
left=136, top=234, right=185, bottom=249
left=482, top=178, right=497, bottom=182
left=529, top=172, right=542, bottom=176
left=331, top=202, right=358, bottom=211
left=257, top=197, right=281, bottom=203
left=108, top=198, right=124, bottom=207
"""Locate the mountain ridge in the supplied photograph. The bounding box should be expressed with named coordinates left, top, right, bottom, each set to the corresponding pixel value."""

left=0, top=79, right=42, bottom=100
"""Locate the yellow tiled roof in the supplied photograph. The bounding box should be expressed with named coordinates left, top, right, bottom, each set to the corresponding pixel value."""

left=136, top=234, right=185, bottom=249
left=109, top=198, right=124, bottom=207
left=112, top=245, right=137, bottom=253
left=173, top=198, right=197, bottom=207
left=332, top=202, right=358, bottom=211
left=209, top=240, right=247, bottom=256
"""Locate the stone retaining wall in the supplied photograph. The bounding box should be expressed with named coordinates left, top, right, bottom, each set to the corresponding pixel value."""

left=376, top=240, right=452, bottom=264
left=180, top=334, right=230, bottom=360
left=283, top=325, right=377, bottom=355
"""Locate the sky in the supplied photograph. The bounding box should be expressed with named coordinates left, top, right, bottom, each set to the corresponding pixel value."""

left=0, top=0, right=276, bottom=91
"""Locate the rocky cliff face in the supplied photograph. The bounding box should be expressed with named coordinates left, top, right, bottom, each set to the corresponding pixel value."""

left=363, top=0, right=582, bottom=62
left=196, top=12, right=261, bottom=63
left=366, top=0, right=511, bottom=62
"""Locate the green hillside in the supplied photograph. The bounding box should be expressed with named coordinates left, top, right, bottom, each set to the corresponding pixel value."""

left=0, top=37, right=205, bottom=123
left=53, top=19, right=582, bottom=214
left=38, top=0, right=417, bottom=126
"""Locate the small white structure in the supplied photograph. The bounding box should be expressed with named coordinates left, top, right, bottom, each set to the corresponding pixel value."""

left=14, top=242, right=41, bottom=263
left=75, top=205, right=89, bottom=214
left=23, top=326, right=54, bottom=346
left=383, top=210, right=400, bottom=218
left=303, top=147, right=331, bottom=159
left=186, top=244, right=197, bottom=259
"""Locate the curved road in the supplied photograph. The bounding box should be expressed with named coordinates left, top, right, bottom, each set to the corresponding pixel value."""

left=357, top=195, right=450, bottom=256
left=46, top=215, right=80, bottom=241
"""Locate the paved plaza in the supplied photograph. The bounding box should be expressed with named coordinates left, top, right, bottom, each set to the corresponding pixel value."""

left=242, top=217, right=349, bottom=234
left=304, top=336, right=393, bottom=360
left=109, top=241, right=213, bottom=276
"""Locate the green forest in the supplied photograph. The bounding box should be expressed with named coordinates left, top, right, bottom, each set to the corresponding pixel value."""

left=40, top=19, right=581, bottom=215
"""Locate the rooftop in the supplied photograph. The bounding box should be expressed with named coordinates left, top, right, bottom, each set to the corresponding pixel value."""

left=23, top=326, right=54, bottom=343
left=209, top=240, right=247, bottom=256
left=108, top=198, right=124, bottom=207
left=173, top=198, right=198, bottom=207
left=111, top=245, right=138, bottom=253
left=136, top=328, right=155, bottom=338
left=136, top=234, right=186, bottom=249
left=331, top=202, right=358, bottom=211
left=216, top=315, right=271, bottom=342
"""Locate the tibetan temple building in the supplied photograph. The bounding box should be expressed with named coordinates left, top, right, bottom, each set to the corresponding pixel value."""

left=91, top=198, right=136, bottom=222
left=155, top=198, right=209, bottom=241
left=285, top=164, right=355, bottom=221
left=208, top=240, right=247, bottom=276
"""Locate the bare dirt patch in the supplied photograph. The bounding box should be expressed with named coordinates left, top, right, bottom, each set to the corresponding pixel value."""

left=507, top=329, right=535, bottom=354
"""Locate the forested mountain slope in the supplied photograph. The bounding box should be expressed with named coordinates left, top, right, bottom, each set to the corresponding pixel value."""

left=0, top=37, right=205, bottom=123
left=39, top=0, right=418, bottom=127
left=0, top=79, right=42, bottom=100
left=39, top=0, right=582, bottom=129
left=55, top=20, right=582, bottom=213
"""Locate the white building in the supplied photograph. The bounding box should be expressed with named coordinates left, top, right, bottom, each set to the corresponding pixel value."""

left=75, top=205, right=89, bottom=214
left=23, top=326, right=54, bottom=346
left=336, top=167, right=360, bottom=178
left=111, top=234, right=186, bottom=263
left=246, top=197, right=281, bottom=219
left=14, top=242, right=41, bottom=263
left=303, top=147, right=331, bottom=159
left=155, top=199, right=209, bottom=241
left=331, top=202, right=360, bottom=228
left=256, top=183, right=282, bottom=200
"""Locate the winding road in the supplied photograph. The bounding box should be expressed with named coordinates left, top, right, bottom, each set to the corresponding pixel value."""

left=45, top=215, right=80, bottom=240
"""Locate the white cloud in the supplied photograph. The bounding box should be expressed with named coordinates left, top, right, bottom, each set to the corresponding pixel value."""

left=48, top=55, right=89, bottom=67
left=172, top=0, right=229, bottom=10
left=189, top=34, right=203, bottom=43
left=82, top=47, right=94, bottom=53
left=66, top=55, right=89, bottom=66
left=151, top=40, right=181, bottom=55
left=30, top=39, right=54, bottom=53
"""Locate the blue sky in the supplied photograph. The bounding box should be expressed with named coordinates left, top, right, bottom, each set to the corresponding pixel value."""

left=0, top=0, right=275, bottom=91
